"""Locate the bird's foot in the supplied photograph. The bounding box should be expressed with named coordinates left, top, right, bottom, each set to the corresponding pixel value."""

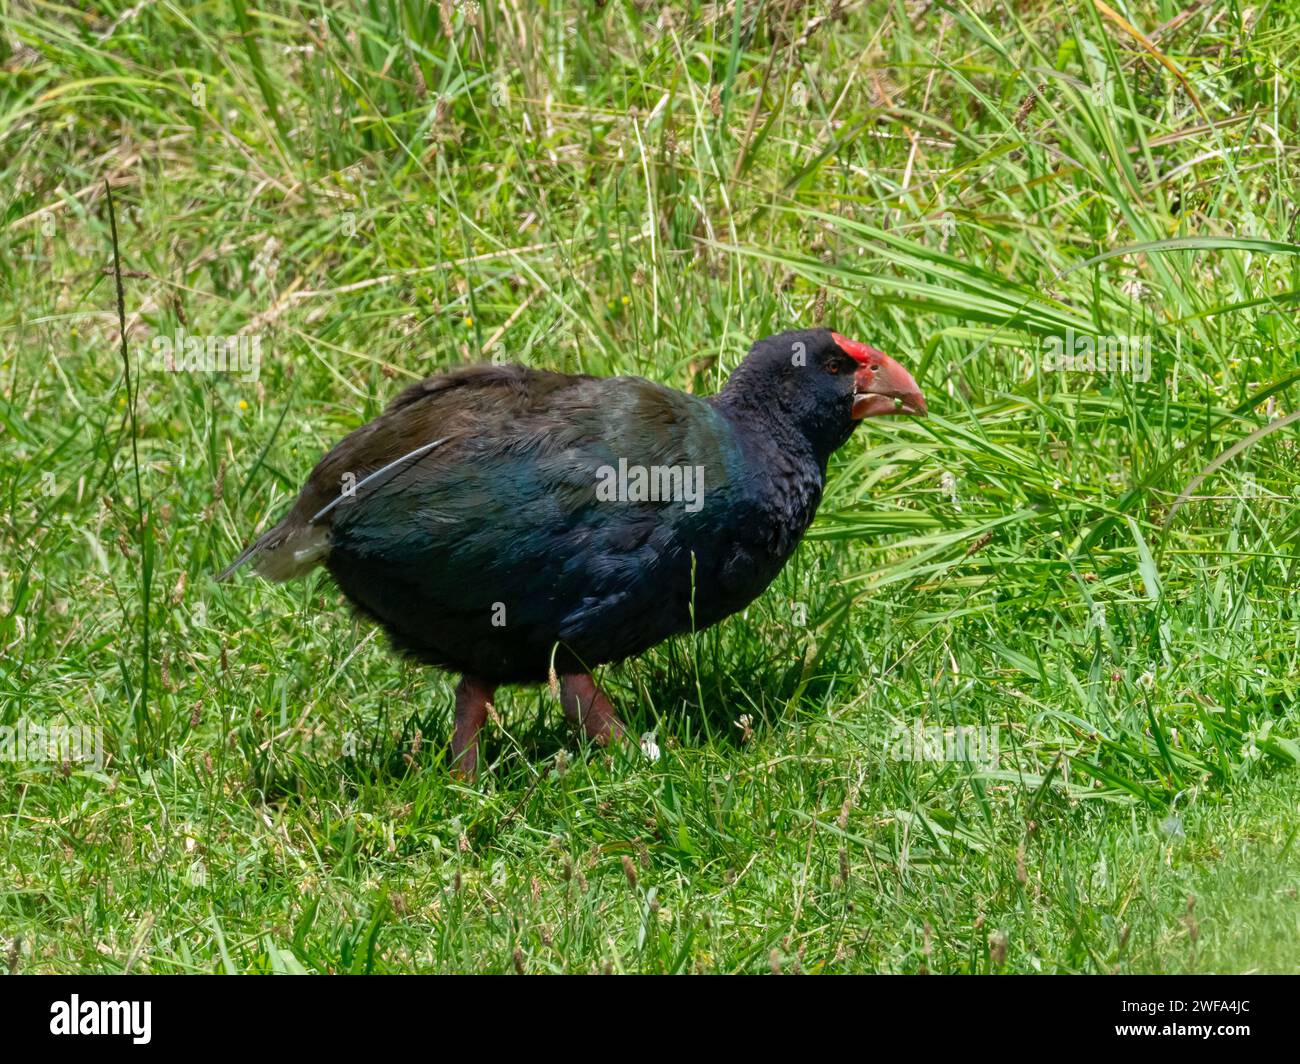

left=559, top=673, right=627, bottom=745
left=450, top=674, right=497, bottom=781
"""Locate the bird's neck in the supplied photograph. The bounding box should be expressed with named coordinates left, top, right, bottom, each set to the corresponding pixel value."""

left=710, top=389, right=829, bottom=543
left=711, top=382, right=830, bottom=476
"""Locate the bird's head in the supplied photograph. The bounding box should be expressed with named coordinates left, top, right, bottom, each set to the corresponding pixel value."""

left=718, top=328, right=927, bottom=460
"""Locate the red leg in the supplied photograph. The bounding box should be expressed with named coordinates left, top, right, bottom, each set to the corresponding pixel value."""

left=450, top=674, right=496, bottom=781
left=559, top=673, right=627, bottom=745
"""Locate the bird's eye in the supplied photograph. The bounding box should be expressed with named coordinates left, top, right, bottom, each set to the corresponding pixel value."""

left=827, top=360, right=842, bottom=375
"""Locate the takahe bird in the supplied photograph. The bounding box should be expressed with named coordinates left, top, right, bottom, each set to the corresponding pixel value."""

left=219, top=328, right=926, bottom=778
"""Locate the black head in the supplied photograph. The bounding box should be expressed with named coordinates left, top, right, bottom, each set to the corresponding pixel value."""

left=715, top=328, right=927, bottom=463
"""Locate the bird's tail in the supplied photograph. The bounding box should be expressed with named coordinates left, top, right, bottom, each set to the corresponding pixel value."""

left=218, top=434, right=451, bottom=583
left=216, top=519, right=329, bottom=583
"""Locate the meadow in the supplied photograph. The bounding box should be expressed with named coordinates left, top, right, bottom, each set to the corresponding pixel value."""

left=2, top=0, right=1299, bottom=973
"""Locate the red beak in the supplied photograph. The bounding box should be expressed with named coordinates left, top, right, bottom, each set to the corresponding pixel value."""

left=831, top=332, right=928, bottom=419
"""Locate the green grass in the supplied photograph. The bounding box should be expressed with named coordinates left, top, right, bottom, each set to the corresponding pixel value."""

left=3, top=0, right=1300, bottom=973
